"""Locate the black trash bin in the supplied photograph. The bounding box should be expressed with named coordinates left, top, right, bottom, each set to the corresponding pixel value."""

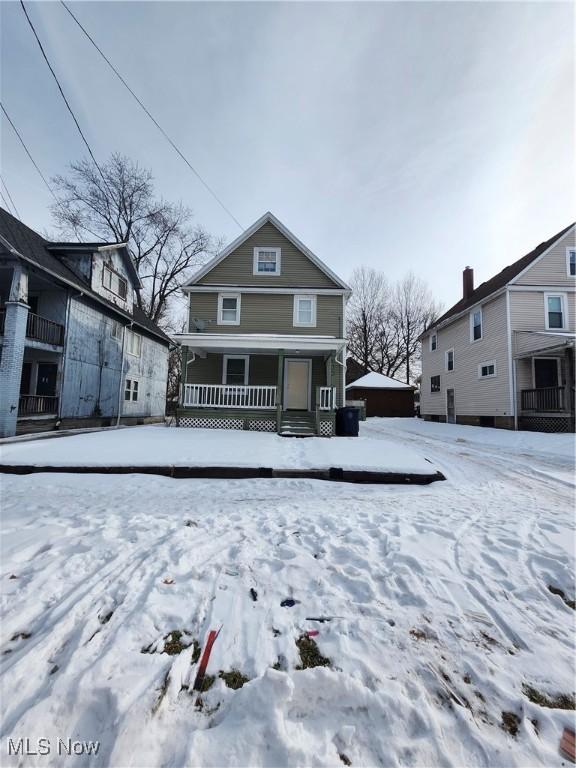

left=335, top=406, right=360, bottom=437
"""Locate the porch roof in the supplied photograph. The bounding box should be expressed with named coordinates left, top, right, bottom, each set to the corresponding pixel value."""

left=173, top=332, right=346, bottom=354
left=513, top=330, right=575, bottom=359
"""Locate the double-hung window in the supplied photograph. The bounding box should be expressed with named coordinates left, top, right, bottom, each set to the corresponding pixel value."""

left=124, top=379, right=139, bottom=401
left=430, top=375, right=441, bottom=393
left=293, top=295, right=316, bottom=327
left=567, top=248, right=576, bottom=277
left=445, top=348, right=454, bottom=372
left=253, top=247, right=281, bottom=275
left=218, top=293, right=241, bottom=325
left=545, top=293, right=566, bottom=330
left=223, top=355, right=249, bottom=385
left=430, top=333, right=437, bottom=351
left=126, top=330, right=142, bottom=357
left=102, top=264, right=128, bottom=300
left=470, top=308, right=482, bottom=341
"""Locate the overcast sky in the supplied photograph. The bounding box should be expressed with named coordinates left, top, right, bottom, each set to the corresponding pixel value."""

left=1, top=1, right=574, bottom=309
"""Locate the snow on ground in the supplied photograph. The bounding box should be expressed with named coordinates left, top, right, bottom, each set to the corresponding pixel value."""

left=0, top=420, right=574, bottom=767
left=0, top=425, right=436, bottom=475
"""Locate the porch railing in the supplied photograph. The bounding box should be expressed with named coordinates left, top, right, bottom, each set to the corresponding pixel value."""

left=318, top=386, right=337, bottom=410
left=521, top=387, right=564, bottom=412
left=26, top=312, right=64, bottom=346
left=183, top=384, right=277, bottom=409
left=18, top=395, right=59, bottom=417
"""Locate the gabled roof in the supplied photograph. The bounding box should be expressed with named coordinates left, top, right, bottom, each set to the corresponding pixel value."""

left=0, top=207, right=170, bottom=345
left=346, top=372, right=414, bottom=390
left=185, top=211, right=351, bottom=290
left=429, top=222, right=575, bottom=331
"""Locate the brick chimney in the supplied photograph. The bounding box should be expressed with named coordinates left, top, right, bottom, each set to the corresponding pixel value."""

left=463, top=266, right=474, bottom=300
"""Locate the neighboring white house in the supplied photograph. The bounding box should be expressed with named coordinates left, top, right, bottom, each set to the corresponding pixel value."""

left=420, top=223, right=575, bottom=432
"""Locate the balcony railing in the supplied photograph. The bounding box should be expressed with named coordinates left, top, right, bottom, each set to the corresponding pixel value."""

left=18, top=395, right=59, bottom=417
left=183, top=384, right=277, bottom=409
left=0, top=309, right=64, bottom=345
left=26, top=312, right=64, bottom=346
left=521, top=387, right=565, bottom=412
left=318, top=386, right=337, bottom=410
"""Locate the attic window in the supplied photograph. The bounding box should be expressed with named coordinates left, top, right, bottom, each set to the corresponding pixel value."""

left=567, top=248, right=576, bottom=277
left=253, top=247, right=281, bottom=275
left=102, top=264, right=128, bottom=300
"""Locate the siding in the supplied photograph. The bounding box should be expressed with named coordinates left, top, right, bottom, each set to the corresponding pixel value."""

left=197, top=222, right=340, bottom=288
left=420, top=293, right=511, bottom=417
left=90, top=250, right=134, bottom=313
left=189, top=292, right=343, bottom=336
left=509, top=290, right=576, bottom=333
left=513, top=228, right=576, bottom=286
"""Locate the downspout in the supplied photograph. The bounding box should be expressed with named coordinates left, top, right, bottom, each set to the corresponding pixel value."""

left=505, top=289, right=517, bottom=430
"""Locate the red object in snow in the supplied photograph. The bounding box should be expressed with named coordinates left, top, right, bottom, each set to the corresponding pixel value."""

left=560, top=728, right=576, bottom=763
left=306, top=630, right=320, bottom=638
left=192, top=627, right=221, bottom=692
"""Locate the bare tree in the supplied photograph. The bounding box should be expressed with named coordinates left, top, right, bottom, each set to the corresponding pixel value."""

left=51, top=153, right=211, bottom=325
left=347, top=267, right=389, bottom=374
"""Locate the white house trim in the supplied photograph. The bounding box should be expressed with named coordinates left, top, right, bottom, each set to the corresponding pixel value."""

left=293, top=294, right=317, bottom=327
left=173, top=332, right=346, bottom=353
left=566, top=247, right=576, bottom=277
left=445, top=348, right=455, bottom=372
left=469, top=307, right=483, bottom=342
left=283, top=357, right=312, bottom=411
left=543, top=292, right=568, bottom=331
left=478, top=360, right=497, bottom=379
left=184, top=211, right=351, bottom=290
left=505, top=289, right=515, bottom=419
left=183, top=285, right=349, bottom=296
left=222, top=354, right=250, bottom=385
left=531, top=356, right=562, bottom=389
left=217, top=292, right=241, bottom=326
left=252, top=246, right=281, bottom=276
left=509, top=224, right=576, bottom=284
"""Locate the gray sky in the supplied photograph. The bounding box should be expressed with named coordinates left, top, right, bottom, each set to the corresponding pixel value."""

left=1, top=1, right=574, bottom=309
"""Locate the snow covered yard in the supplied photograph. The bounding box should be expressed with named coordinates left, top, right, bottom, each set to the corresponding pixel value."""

left=0, top=419, right=574, bottom=767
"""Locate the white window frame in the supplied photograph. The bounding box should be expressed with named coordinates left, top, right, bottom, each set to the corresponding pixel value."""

left=469, top=307, right=483, bottom=342
left=222, top=355, right=249, bottom=385
left=430, top=333, right=437, bottom=352
left=218, top=293, right=241, bottom=326
left=293, top=294, right=317, bottom=327
left=126, top=329, right=142, bottom=357
left=102, top=264, right=128, bottom=300
left=253, top=247, right=281, bottom=276
left=445, top=348, right=455, bottom=372
left=544, top=292, right=567, bottom=330
left=566, top=248, right=576, bottom=278
left=430, top=374, right=441, bottom=393
left=124, top=378, right=139, bottom=402
left=478, top=360, right=497, bottom=379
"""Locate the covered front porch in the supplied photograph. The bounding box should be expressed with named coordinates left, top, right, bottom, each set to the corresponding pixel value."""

left=174, top=333, right=346, bottom=436
left=513, top=331, right=575, bottom=432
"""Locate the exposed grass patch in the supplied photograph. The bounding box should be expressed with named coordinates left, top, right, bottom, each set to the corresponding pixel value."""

left=501, top=711, right=521, bottom=737
left=522, top=684, right=576, bottom=710
left=295, top=634, right=331, bottom=670
left=142, top=630, right=199, bottom=657
left=219, top=669, right=249, bottom=689
left=195, top=674, right=215, bottom=693
left=548, top=585, right=576, bottom=610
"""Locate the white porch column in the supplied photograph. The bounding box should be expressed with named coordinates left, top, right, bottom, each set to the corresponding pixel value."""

left=0, top=263, right=29, bottom=437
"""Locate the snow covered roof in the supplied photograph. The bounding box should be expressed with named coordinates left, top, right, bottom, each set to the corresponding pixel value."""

left=346, top=372, right=414, bottom=390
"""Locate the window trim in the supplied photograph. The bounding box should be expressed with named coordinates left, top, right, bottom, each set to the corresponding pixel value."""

left=293, top=294, right=317, bottom=327
left=110, top=320, right=122, bottom=339
left=566, top=248, right=576, bottom=278
left=430, top=375, right=441, bottom=393
left=445, top=348, right=455, bottom=372
left=222, top=354, right=249, bottom=385
left=478, top=360, right=497, bottom=379
left=253, top=247, right=281, bottom=276
left=124, top=378, right=139, bottom=402
left=102, top=263, right=128, bottom=300
left=430, top=332, right=437, bottom=352
left=126, top=329, right=142, bottom=357
left=544, top=292, right=567, bottom=330
left=469, top=307, right=483, bottom=342
left=218, top=293, right=241, bottom=326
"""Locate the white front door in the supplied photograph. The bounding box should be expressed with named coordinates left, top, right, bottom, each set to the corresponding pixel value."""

left=284, top=359, right=310, bottom=410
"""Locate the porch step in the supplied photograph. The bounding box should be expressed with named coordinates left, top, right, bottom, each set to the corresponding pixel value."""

left=280, top=411, right=316, bottom=437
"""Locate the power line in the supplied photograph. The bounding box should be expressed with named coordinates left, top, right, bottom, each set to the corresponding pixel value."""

left=0, top=102, right=101, bottom=240
left=0, top=174, right=21, bottom=218
left=20, top=0, right=110, bottom=194
left=0, top=189, right=15, bottom=215
left=59, top=0, right=244, bottom=231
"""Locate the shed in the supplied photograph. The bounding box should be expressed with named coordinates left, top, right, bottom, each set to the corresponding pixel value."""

left=346, top=372, right=415, bottom=417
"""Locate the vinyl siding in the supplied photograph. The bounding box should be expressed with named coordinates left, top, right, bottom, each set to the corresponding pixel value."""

left=509, top=289, right=575, bottom=333
left=197, top=222, right=340, bottom=288
left=513, top=227, right=576, bottom=286
left=188, top=292, right=343, bottom=336
left=420, top=293, right=511, bottom=417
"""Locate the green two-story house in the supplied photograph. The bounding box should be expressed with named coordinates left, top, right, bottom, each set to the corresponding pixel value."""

left=174, top=212, right=350, bottom=436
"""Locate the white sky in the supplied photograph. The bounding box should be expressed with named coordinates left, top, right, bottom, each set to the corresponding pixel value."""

left=1, top=1, right=574, bottom=310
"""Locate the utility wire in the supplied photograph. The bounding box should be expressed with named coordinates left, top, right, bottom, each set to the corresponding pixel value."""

left=0, top=189, right=15, bottom=215
left=59, top=0, right=243, bottom=230
left=0, top=174, right=21, bottom=218
left=20, top=0, right=110, bottom=194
